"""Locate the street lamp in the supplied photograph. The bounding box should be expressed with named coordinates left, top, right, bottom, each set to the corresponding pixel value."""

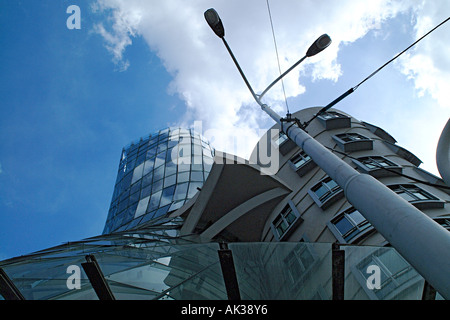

left=204, top=8, right=331, bottom=107
left=259, top=33, right=331, bottom=100
left=204, top=7, right=450, bottom=299
left=204, top=8, right=225, bottom=38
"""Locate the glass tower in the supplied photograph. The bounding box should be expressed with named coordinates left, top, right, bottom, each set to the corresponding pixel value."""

left=103, top=127, right=214, bottom=234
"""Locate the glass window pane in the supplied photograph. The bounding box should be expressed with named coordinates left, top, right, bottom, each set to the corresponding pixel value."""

left=292, top=156, right=306, bottom=168
left=146, top=147, right=156, bottom=159
left=165, top=147, right=176, bottom=163
left=192, top=156, right=203, bottom=171
left=275, top=133, right=288, bottom=145
left=204, top=160, right=213, bottom=173
left=169, top=200, right=185, bottom=212
left=378, top=250, right=409, bottom=276
left=188, top=182, right=202, bottom=198
left=178, top=144, right=191, bottom=159
left=191, top=171, right=203, bottom=182
left=334, top=216, right=354, bottom=236
left=129, top=190, right=140, bottom=205
left=397, top=191, right=415, bottom=202
left=143, top=158, right=155, bottom=176
left=153, top=204, right=170, bottom=219
left=164, top=174, right=176, bottom=187
left=140, top=184, right=152, bottom=199
left=154, top=165, right=165, bottom=181
left=141, top=172, right=153, bottom=188
left=165, top=163, right=177, bottom=177
left=157, top=143, right=168, bottom=153
left=130, top=181, right=141, bottom=196
left=148, top=190, right=162, bottom=212
left=152, top=179, right=163, bottom=193
left=174, top=183, right=189, bottom=201
left=160, top=186, right=176, bottom=207
left=193, top=144, right=203, bottom=155
left=377, top=160, right=390, bottom=167
left=178, top=164, right=190, bottom=172
left=131, top=163, right=144, bottom=184
left=168, top=139, right=178, bottom=148
left=285, top=209, right=297, bottom=224
left=299, top=248, right=315, bottom=270
left=314, top=184, right=328, bottom=201
left=134, top=196, right=150, bottom=219
left=348, top=210, right=366, bottom=226
left=326, top=179, right=338, bottom=190
left=276, top=220, right=289, bottom=235
left=412, top=191, right=430, bottom=200
left=177, top=172, right=190, bottom=183
left=155, top=151, right=166, bottom=168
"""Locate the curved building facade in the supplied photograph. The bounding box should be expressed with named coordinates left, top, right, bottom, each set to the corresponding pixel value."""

left=251, top=107, right=449, bottom=246
left=103, top=127, right=215, bottom=234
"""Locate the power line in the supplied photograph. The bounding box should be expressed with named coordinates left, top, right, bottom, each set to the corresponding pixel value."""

left=304, top=15, right=450, bottom=128
left=266, top=0, right=290, bottom=115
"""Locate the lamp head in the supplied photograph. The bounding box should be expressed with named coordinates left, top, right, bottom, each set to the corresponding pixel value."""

left=204, top=8, right=225, bottom=38
left=306, top=34, right=332, bottom=57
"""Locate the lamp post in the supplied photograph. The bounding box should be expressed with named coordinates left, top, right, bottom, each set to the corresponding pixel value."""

left=205, top=8, right=331, bottom=107
left=204, top=7, right=450, bottom=299
left=259, top=33, right=331, bottom=100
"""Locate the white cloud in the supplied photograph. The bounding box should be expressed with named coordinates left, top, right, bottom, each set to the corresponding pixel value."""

left=91, top=0, right=142, bottom=71
left=91, top=0, right=448, bottom=172
left=397, top=1, right=450, bottom=110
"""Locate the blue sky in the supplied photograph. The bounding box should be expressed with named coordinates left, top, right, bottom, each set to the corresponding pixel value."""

left=0, top=0, right=449, bottom=260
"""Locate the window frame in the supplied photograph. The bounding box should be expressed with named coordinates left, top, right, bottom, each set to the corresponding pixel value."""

left=271, top=201, right=303, bottom=241
left=308, top=176, right=344, bottom=209
left=283, top=244, right=318, bottom=287
left=351, top=248, right=422, bottom=300
left=327, top=207, right=374, bottom=244
left=388, top=184, right=444, bottom=210
left=289, top=150, right=316, bottom=177
left=332, top=132, right=373, bottom=152
left=272, top=131, right=296, bottom=156
left=352, top=156, right=402, bottom=178
left=434, top=217, right=450, bottom=232
left=317, top=111, right=351, bottom=130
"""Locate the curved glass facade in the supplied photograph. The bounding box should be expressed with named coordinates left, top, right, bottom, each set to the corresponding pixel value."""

left=103, top=127, right=214, bottom=234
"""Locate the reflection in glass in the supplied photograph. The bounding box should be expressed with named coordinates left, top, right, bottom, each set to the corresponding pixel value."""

left=103, top=127, right=215, bottom=233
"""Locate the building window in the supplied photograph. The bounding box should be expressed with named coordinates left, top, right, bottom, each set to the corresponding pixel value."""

left=274, top=132, right=288, bottom=146
left=308, top=177, right=344, bottom=209
left=273, top=131, right=296, bottom=156
left=328, top=207, right=373, bottom=243
left=332, top=133, right=373, bottom=152
left=317, top=111, right=351, bottom=130
left=353, top=156, right=402, bottom=178
left=388, top=184, right=444, bottom=210
left=289, top=150, right=316, bottom=177
left=271, top=201, right=303, bottom=240
left=434, top=217, right=450, bottom=231
left=291, top=151, right=311, bottom=169
left=353, top=248, right=422, bottom=300
left=284, top=244, right=316, bottom=285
